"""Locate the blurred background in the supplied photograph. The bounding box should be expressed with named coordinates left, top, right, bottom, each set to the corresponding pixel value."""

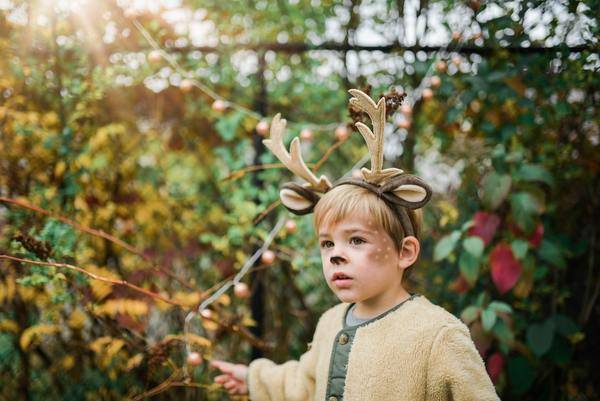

left=0, top=0, right=598, bottom=400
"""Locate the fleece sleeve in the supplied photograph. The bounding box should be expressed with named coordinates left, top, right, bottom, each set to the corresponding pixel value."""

left=426, top=323, right=501, bottom=401
left=247, top=341, right=317, bottom=401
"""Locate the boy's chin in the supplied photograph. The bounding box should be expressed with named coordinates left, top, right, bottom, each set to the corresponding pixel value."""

left=334, top=292, right=359, bottom=303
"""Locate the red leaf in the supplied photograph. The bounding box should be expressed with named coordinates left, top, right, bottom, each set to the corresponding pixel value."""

left=528, top=223, right=544, bottom=248
left=468, top=212, right=501, bottom=245
left=490, top=243, right=523, bottom=294
left=486, top=352, right=504, bottom=384
left=449, top=274, right=469, bottom=294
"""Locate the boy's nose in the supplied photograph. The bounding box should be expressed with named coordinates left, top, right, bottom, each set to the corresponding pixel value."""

left=330, top=255, right=346, bottom=265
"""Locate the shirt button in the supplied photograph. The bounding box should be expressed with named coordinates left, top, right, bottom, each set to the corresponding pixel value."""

left=338, top=333, right=349, bottom=345
left=328, top=396, right=339, bottom=401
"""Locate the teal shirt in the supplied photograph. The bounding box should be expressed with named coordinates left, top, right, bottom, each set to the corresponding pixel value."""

left=326, top=294, right=421, bottom=401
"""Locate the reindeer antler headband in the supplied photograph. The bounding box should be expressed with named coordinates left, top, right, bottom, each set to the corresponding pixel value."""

left=263, top=89, right=432, bottom=237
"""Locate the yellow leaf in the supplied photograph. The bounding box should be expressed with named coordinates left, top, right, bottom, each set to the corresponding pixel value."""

left=17, top=285, right=36, bottom=302
left=163, top=333, right=212, bottom=348
left=105, top=338, right=126, bottom=360
left=126, top=353, right=144, bottom=371
left=86, top=266, right=120, bottom=300
left=74, top=195, right=88, bottom=211
left=172, top=291, right=201, bottom=308
left=5, top=277, right=15, bottom=302
left=154, top=293, right=174, bottom=312
left=61, top=355, right=75, bottom=370
left=202, top=319, right=219, bottom=332
left=20, top=324, right=59, bottom=350
left=68, top=309, right=87, bottom=330
left=94, top=299, right=148, bottom=318
left=241, top=315, right=256, bottom=327
left=0, top=319, right=19, bottom=333
left=90, top=336, right=113, bottom=354
left=54, top=161, right=66, bottom=177
left=216, top=294, right=230, bottom=307
left=41, top=112, right=59, bottom=128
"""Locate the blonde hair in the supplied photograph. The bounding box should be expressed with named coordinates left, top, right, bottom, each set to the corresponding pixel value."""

left=313, top=184, right=422, bottom=283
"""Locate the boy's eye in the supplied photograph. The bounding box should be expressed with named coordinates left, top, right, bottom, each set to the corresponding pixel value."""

left=350, top=237, right=365, bottom=245
left=320, top=240, right=333, bottom=248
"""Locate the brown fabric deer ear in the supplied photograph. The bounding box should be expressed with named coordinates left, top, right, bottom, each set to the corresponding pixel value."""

left=379, top=174, right=432, bottom=209
left=279, top=182, right=321, bottom=215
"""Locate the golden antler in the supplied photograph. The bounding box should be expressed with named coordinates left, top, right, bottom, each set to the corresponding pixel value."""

left=262, top=114, right=332, bottom=193
left=348, top=89, right=403, bottom=184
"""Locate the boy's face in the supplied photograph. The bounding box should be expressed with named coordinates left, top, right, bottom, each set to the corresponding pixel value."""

left=318, top=212, right=408, bottom=310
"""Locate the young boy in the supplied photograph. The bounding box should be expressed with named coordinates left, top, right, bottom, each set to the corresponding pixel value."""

left=211, top=90, right=500, bottom=401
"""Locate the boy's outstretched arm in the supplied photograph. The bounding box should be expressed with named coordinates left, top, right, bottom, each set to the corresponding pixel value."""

left=246, top=341, right=318, bottom=401
left=425, top=323, right=501, bottom=401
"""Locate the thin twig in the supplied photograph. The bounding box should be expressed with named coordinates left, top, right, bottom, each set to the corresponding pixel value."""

left=0, top=254, right=272, bottom=350
left=0, top=254, right=186, bottom=307
left=313, top=139, right=347, bottom=172
left=252, top=199, right=281, bottom=225
left=221, top=163, right=289, bottom=182
left=0, top=196, right=194, bottom=290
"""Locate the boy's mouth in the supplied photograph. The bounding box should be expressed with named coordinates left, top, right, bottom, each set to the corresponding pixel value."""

left=332, top=272, right=353, bottom=281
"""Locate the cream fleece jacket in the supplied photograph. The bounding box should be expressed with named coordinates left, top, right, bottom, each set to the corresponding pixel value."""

left=248, top=294, right=500, bottom=401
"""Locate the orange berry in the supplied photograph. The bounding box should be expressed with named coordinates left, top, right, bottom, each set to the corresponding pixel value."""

left=422, top=88, right=434, bottom=100
left=147, top=50, right=162, bottom=64
left=256, top=120, right=269, bottom=136
left=335, top=125, right=349, bottom=141
left=180, top=79, right=194, bottom=93
left=187, top=352, right=203, bottom=366
left=430, top=75, right=441, bottom=88
left=300, top=128, right=313, bottom=141
left=435, top=60, right=447, bottom=73
left=234, top=282, right=250, bottom=298
left=212, top=99, right=228, bottom=112
left=285, top=220, right=297, bottom=234
left=261, top=250, right=276, bottom=265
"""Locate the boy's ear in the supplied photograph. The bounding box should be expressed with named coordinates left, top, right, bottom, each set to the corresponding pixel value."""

left=280, top=182, right=322, bottom=215
left=397, top=236, right=420, bottom=269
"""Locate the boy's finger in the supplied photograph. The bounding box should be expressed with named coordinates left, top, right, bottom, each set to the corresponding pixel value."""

left=214, top=374, right=230, bottom=383
left=223, top=380, right=238, bottom=390
left=210, top=360, right=234, bottom=372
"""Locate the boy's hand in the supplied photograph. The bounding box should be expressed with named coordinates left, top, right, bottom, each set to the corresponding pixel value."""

left=210, top=359, right=249, bottom=396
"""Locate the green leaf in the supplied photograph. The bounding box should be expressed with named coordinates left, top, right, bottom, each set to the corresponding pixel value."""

left=492, top=318, right=514, bottom=345
left=526, top=319, right=555, bottom=357
left=433, top=231, right=461, bottom=262
left=459, top=251, right=480, bottom=286
left=488, top=301, right=512, bottom=314
left=481, top=308, right=497, bottom=332
left=481, top=172, right=512, bottom=210
left=215, top=111, right=245, bottom=141
left=460, top=306, right=480, bottom=325
left=511, top=239, right=529, bottom=260
left=551, top=314, right=579, bottom=337
left=539, top=239, right=567, bottom=268
left=508, top=356, right=535, bottom=395
left=510, top=192, right=544, bottom=233
left=514, top=164, right=554, bottom=187
left=546, top=336, right=573, bottom=366
left=463, top=236, right=484, bottom=259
